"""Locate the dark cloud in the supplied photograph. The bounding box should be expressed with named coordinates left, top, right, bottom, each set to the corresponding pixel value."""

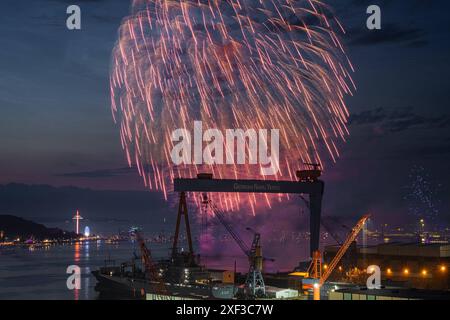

left=349, top=107, right=450, bottom=132
left=348, top=24, right=427, bottom=47
left=342, top=0, right=434, bottom=11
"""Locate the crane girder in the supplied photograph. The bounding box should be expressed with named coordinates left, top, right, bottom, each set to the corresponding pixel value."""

left=319, top=214, right=370, bottom=286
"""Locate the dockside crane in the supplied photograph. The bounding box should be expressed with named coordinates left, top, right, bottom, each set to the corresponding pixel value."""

left=244, top=227, right=267, bottom=297
left=308, top=214, right=370, bottom=300
left=203, top=195, right=269, bottom=298
left=130, top=228, right=169, bottom=299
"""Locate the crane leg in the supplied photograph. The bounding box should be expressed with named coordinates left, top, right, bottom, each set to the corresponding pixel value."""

left=183, top=196, right=194, bottom=256
left=309, top=181, right=324, bottom=257
left=172, top=192, right=194, bottom=260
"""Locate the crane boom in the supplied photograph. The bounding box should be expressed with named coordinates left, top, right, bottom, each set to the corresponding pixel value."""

left=319, top=214, right=370, bottom=286
left=131, top=229, right=169, bottom=297
left=208, top=200, right=250, bottom=256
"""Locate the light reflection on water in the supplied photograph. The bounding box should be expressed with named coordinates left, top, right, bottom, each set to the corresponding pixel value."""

left=0, top=241, right=171, bottom=300
left=0, top=236, right=342, bottom=299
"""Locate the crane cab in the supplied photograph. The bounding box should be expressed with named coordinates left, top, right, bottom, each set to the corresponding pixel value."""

left=197, top=173, right=213, bottom=180
left=296, top=163, right=322, bottom=182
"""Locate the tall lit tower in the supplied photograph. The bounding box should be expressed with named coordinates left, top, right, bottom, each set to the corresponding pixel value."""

left=72, top=210, right=83, bottom=234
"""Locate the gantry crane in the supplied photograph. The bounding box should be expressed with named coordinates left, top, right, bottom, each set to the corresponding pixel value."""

left=308, top=214, right=370, bottom=300
left=174, top=170, right=324, bottom=257
left=130, top=228, right=169, bottom=299
left=203, top=195, right=269, bottom=297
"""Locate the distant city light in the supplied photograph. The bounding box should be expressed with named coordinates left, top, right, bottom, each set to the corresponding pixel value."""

left=84, top=226, right=90, bottom=237
left=440, top=265, right=447, bottom=272
left=421, top=269, right=428, bottom=276
left=387, top=268, right=392, bottom=274
left=73, top=210, right=83, bottom=234
left=403, top=268, right=409, bottom=275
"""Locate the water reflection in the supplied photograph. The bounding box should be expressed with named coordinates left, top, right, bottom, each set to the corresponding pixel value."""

left=74, top=242, right=80, bottom=300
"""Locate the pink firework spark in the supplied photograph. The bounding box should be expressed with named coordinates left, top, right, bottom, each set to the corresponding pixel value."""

left=110, top=0, right=355, bottom=214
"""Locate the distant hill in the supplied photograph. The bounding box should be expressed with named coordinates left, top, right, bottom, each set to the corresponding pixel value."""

left=0, top=215, right=77, bottom=240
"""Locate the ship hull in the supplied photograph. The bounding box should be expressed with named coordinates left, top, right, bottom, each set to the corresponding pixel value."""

left=92, top=271, right=213, bottom=300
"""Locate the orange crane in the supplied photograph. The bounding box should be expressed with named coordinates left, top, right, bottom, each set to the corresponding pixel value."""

left=131, top=228, right=169, bottom=299
left=308, top=214, right=370, bottom=300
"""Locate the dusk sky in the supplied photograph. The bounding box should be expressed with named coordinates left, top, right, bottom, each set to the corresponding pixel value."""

left=1, top=0, right=450, bottom=232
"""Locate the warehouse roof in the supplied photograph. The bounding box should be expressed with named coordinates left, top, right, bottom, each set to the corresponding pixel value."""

left=336, top=287, right=450, bottom=300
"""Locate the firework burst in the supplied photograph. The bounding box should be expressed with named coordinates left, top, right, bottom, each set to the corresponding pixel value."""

left=404, top=166, right=441, bottom=229
left=110, top=0, right=355, bottom=213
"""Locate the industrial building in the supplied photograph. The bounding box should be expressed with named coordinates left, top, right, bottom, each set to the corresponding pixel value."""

left=265, top=286, right=299, bottom=299
left=329, top=287, right=450, bottom=300
left=324, top=242, right=450, bottom=290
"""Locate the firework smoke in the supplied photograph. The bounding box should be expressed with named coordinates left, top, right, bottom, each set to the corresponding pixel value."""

left=110, top=0, right=355, bottom=213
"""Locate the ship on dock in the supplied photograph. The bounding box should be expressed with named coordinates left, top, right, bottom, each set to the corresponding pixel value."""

left=92, top=237, right=238, bottom=300
left=92, top=171, right=321, bottom=300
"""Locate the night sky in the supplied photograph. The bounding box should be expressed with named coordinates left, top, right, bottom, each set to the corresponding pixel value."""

left=0, top=0, right=449, bottom=236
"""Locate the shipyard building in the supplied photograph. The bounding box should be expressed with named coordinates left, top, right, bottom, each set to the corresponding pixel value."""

left=324, top=242, right=450, bottom=290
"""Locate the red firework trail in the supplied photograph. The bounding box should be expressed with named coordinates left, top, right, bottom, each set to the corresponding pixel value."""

left=110, top=0, right=355, bottom=214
